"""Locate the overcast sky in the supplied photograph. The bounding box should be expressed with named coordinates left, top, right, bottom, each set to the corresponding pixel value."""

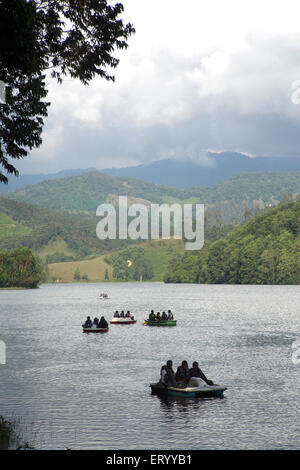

left=17, top=0, right=300, bottom=174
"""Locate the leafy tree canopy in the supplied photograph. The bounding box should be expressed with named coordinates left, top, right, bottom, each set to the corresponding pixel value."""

left=0, top=0, right=135, bottom=183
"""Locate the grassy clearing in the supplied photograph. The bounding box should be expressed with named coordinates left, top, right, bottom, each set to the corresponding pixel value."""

left=0, top=212, right=15, bottom=224
left=37, top=236, right=77, bottom=262
left=139, top=239, right=184, bottom=281
left=0, top=212, right=31, bottom=239
left=48, top=254, right=113, bottom=282
left=48, top=239, right=184, bottom=282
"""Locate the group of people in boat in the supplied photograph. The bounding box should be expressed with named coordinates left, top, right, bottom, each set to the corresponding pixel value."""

left=99, top=293, right=108, bottom=298
left=113, top=310, right=134, bottom=319
left=159, top=360, right=214, bottom=388
left=148, top=310, right=174, bottom=321
left=82, top=316, right=108, bottom=329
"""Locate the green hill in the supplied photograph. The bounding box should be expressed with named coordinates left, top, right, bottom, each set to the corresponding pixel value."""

left=7, top=171, right=180, bottom=214
left=164, top=201, right=300, bottom=285
left=7, top=171, right=300, bottom=224
left=48, top=239, right=185, bottom=283
left=0, top=195, right=136, bottom=260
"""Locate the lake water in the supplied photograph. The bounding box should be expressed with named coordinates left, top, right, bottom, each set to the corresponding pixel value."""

left=0, top=282, right=299, bottom=450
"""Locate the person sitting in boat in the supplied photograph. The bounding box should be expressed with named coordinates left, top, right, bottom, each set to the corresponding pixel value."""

left=82, top=316, right=92, bottom=328
left=176, top=360, right=190, bottom=387
left=189, top=361, right=214, bottom=386
left=156, top=312, right=161, bottom=321
left=120, top=310, right=125, bottom=317
left=125, top=310, right=130, bottom=317
left=167, top=310, right=174, bottom=320
left=162, top=311, right=168, bottom=320
left=98, top=316, right=108, bottom=329
left=93, top=317, right=99, bottom=327
left=114, top=311, right=119, bottom=318
left=149, top=310, right=156, bottom=321
left=160, top=360, right=177, bottom=388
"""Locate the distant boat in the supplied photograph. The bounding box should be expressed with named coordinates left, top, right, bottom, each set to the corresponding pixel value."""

left=98, top=293, right=108, bottom=299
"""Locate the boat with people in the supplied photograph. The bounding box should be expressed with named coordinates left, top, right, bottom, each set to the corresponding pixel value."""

left=98, top=293, right=108, bottom=299
left=110, top=310, right=136, bottom=324
left=151, top=359, right=226, bottom=398
left=82, top=316, right=109, bottom=332
left=144, top=309, right=176, bottom=326
left=150, top=377, right=227, bottom=398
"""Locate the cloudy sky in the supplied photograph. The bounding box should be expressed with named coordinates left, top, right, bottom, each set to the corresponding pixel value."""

left=17, top=0, right=300, bottom=174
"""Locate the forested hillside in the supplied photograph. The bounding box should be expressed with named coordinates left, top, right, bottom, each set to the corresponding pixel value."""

left=8, top=171, right=300, bottom=225
left=0, top=195, right=133, bottom=260
left=164, top=201, right=300, bottom=285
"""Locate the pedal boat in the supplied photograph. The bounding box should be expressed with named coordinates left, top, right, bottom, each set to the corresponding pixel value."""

left=144, top=319, right=177, bottom=326
left=82, top=325, right=109, bottom=333
left=150, top=377, right=226, bottom=398
left=110, top=317, right=136, bottom=325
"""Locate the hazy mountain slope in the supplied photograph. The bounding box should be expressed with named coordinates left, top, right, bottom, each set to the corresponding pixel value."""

left=7, top=171, right=180, bottom=213
left=0, top=168, right=96, bottom=193
left=103, top=153, right=300, bottom=188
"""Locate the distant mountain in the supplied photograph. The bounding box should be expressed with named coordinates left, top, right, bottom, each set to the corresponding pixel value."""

left=102, top=153, right=300, bottom=188
left=0, top=168, right=97, bottom=193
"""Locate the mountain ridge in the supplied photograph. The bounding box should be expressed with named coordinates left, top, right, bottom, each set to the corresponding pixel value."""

left=102, top=152, right=300, bottom=188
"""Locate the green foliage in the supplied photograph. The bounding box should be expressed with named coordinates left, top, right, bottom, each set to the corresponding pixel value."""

left=0, top=195, right=133, bottom=258
left=73, top=267, right=81, bottom=281
left=0, top=247, right=42, bottom=288
left=133, top=257, right=154, bottom=281
left=107, top=240, right=184, bottom=281
left=164, top=202, right=300, bottom=285
left=8, top=171, right=300, bottom=227
left=0, top=0, right=134, bottom=182
left=45, top=252, right=75, bottom=264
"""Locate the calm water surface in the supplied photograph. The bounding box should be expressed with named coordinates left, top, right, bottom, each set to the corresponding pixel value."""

left=0, top=282, right=299, bottom=449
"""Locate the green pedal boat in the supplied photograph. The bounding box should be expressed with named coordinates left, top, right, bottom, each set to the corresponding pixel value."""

left=143, top=319, right=177, bottom=326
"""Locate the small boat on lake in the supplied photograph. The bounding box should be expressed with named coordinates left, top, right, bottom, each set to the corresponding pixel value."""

left=82, top=316, right=109, bottom=332
left=82, top=326, right=109, bottom=333
left=98, top=293, right=108, bottom=299
left=144, top=319, right=177, bottom=327
left=150, top=377, right=226, bottom=398
left=110, top=316, right=136, bottom=325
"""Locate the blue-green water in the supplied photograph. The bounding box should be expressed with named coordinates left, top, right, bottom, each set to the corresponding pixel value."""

left=0, top=282, right=299, bottom=449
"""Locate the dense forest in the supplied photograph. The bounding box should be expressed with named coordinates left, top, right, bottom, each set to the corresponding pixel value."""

left=164, top=201, right=300, bottom=285
left=0, top=247, right=42, bottom=288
